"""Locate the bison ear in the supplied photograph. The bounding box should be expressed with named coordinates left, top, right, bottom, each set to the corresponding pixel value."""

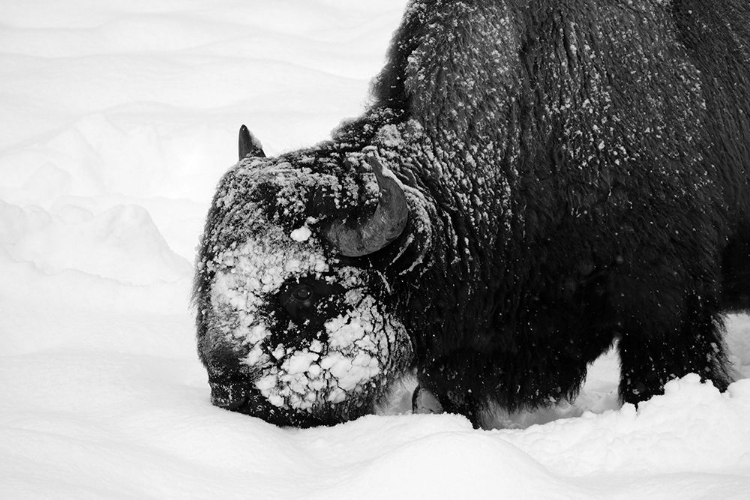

left=239, top=125, right=266, bottom=160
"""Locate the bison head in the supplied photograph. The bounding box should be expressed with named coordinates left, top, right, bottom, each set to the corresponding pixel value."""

left=194, top=126, right=417, bottom=426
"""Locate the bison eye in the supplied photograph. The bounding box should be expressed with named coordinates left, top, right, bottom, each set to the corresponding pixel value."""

left=278, top=278, right=346, bottom=325
left=292, top=285, right=314, bottom=303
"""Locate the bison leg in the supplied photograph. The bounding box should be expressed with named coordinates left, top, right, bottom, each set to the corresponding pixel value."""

left=415, top=349, right=496, bottom=428
left=617, top=291, right=732, bottom=405
left=411, top=385, right=444, bottom=415
left=721, top=223, right=750, bottom=313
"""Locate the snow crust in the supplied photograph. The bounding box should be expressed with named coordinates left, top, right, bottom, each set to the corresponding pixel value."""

left=290, top=225, right=312, bottom=242
left=1, top=1, right=749, bottom=498
left=208, top=221, right=406, bottom=412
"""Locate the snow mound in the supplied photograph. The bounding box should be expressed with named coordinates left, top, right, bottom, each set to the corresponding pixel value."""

left=505, top=375, right=750, bottom=477
left=1, top=201, right=190, bottom=285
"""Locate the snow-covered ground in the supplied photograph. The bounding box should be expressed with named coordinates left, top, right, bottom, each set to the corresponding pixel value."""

left=1, top=1, right=749, bottom=498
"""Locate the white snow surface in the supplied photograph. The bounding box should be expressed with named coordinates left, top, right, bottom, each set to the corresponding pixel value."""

left=1, top=1, right=750, bottom=498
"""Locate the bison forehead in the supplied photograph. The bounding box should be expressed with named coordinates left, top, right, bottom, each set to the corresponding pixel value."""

left=206, top=208, right=412, bottom=415
left=218, top=154, right=374, bottom=226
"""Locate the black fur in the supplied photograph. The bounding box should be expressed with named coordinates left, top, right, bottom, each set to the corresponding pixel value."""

left=196, top=0, right=750, bottom=428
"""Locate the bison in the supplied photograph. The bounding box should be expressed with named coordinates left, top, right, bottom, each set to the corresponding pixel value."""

left=194, top=0, right=750, bottom=428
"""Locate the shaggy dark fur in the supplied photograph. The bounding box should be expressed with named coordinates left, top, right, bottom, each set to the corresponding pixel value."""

left=196, top=0, right=750, bottom=427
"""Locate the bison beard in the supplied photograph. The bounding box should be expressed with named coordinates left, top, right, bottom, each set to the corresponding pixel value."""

left=194, top=0, right=750, bottom=428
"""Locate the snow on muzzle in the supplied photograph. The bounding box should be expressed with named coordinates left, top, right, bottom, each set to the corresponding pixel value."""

left=206, top=218, right=412, bottom=425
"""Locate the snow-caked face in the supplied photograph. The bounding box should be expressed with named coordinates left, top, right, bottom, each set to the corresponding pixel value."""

left=198, top=158, right=412, bottom=426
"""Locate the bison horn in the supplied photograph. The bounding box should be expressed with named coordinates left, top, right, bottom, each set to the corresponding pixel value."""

left=324, top=156, right=409, bottom=257
left=239, top=125, right=265, bottom=159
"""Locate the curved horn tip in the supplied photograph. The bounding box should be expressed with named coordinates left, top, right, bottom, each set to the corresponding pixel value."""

left=365, top=155, right=390, bottom=182
left=239, top=124, right=266, bottom=160
left=324, top=156, right=409, bottom=257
